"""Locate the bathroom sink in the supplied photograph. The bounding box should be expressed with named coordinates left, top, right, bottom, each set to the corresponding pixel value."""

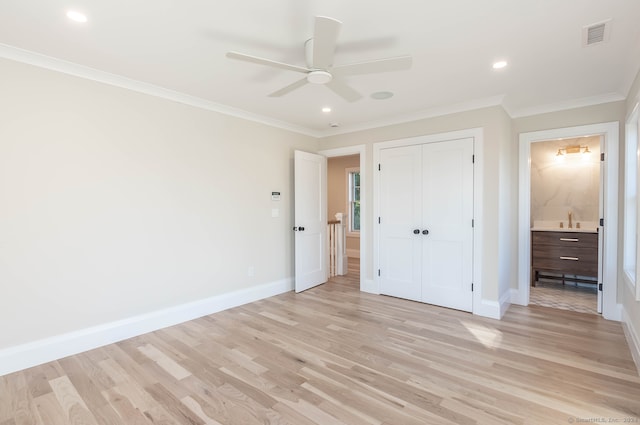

left=530, top=226, right=598, bottom=233
left=531, top=220, right=599, bottom=233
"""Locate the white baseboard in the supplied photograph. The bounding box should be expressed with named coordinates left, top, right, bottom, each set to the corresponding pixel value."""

left=499, top=290, right=511, bottom=317
left=474, top=291, right=511, bottom=320
left=361, top=279, right=379, bottom=294
left=474, top=299, right=500, bottom=320
left=621, top=306, right=640, bottom=376
left=510, top=288, right=526, bottom=305
left=0, top=278, right=293, bottom=377
left=346, top=249, right=360, bottom=258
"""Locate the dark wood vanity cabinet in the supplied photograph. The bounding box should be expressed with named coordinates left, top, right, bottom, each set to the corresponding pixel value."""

left=531, top=231, right=599, bottom=286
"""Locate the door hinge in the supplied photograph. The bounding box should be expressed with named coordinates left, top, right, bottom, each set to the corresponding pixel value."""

left=471, top=283, right=474, bottom=292
left=472, top=154, right=475, bottom=164
left=472, top=219, right=474, bottom=227
left=378, top=163, right=381, bottom=171
left=600, top=153, right=605, bottom=161
left=378, top=216, right=381, bottom=224
left=600, top=218, right=604, bottom=226
left=598, top=283, right=603, bottom=291
left=378, top=269, right=381, bottom=277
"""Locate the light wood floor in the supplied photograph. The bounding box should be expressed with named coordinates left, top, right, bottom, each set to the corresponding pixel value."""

left=2, top=272, right=639, bottom=425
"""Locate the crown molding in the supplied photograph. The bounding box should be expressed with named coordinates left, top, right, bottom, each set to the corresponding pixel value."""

left=317, top=95, right=506, bottom=137
left=506, top=92, right=626, bottom=119
left=0, top=44, right=630, bottom=139
left=0, top=44, right=321, bottom=138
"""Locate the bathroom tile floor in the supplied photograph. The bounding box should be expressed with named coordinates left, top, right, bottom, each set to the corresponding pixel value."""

left=529, top=279, right=598, bottom=314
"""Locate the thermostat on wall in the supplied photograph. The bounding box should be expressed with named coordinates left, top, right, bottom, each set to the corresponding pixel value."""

left=271, top=192, right=281, bottom=201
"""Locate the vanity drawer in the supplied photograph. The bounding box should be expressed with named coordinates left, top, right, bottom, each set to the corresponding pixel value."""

left=531, top=246, right=598, bottom=275
left=531, top=231, right=598, bottom=248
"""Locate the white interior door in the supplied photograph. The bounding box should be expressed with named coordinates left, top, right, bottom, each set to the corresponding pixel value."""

left=379, top=145, right=422, bottom=301
left=294, top=150, right=327, bottom=293
left=597, top=135, right=604, bottom=314
left=421, top=138, right=474, bottom=312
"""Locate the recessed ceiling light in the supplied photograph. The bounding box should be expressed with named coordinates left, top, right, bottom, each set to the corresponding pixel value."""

left=492, top=60, right=508, bottom=69
left=371, top=91, right=394, bottom=100
left=66, top=10, right=88, bottom=23
left=322, top=107, right=332, bottom=113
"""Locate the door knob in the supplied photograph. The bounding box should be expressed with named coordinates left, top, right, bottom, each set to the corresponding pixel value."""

left=413, top=229, right=420, bottom=234
left=422, top=229, right=429, bottom=235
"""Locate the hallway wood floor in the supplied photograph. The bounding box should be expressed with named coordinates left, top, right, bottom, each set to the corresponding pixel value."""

left=1, top=274, right=639, bottom=425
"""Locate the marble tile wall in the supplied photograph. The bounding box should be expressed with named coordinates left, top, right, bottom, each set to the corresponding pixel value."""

left=530, top=136, right=601, bottom=227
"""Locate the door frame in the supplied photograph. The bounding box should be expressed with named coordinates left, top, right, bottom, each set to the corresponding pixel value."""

left=517, top=122, right=621, bottom=321
left=318, top=145, right=367, bottom=292
left=372, top=128, right=484, bottom=316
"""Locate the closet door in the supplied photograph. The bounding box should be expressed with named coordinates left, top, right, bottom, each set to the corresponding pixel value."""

left=421, top=138, right=474, bottom=311
left=379, top=145, right=422, bottom=301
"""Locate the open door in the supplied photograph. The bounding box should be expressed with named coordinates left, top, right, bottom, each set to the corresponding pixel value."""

left=597, top=135, right=604, bottom=314
left=294, top=150, right=327, bottom=292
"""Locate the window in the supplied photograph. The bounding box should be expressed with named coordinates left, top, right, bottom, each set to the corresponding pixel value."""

left=347, top=168, right=360, bottom=233
left=624, top=103, right=639, bottom=298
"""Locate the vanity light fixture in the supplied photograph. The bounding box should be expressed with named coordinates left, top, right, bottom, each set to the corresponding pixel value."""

left=556, top=145, right=591, bottom=156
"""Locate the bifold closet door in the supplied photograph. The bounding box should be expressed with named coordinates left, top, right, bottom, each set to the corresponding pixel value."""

left=421, top=138, right=474, bottom=312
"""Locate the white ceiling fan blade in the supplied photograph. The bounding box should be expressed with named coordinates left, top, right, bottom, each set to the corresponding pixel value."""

left=312, top=16, right=342, bottom=69
left=326, top=79, right=362, bottom=102
left=332, top=55, right=413, bottom=77
left=226, top=51, right=310, bottom=74
left=268, top=77, right=309, bottom=97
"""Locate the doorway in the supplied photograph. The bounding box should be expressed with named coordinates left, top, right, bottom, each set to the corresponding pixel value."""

left=319, top=145, right=366, bottom=291
left=528, top=136, right=601, bottom=314
left=517, top=122, right=620, bottom=321
left=327, top=154, right=361, bottom=280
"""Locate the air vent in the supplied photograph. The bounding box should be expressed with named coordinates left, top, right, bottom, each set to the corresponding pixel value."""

left=582, top=19, right=611, bottom=47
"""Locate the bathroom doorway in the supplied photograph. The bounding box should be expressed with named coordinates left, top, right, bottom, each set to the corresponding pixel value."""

left=528, top=136, right=601, bottom=314
left=517, top=121, right=620, bottom=321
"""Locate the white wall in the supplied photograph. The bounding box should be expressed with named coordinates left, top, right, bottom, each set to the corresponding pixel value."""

left=0, top=58, right=315, bottom=351
left=3, top=50, right=639, bottom=373
left=622, top=69, right=640, bottom=370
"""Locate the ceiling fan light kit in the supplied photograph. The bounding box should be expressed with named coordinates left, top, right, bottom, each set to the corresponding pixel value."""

left=226, top=16, right=412, bottom=102
left=307, top=70, right=332, bottom=85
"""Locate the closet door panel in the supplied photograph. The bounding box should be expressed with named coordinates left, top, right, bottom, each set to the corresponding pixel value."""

left=421, top=138, right=474, bottom=312
left=379, top=145, right=422, bottom=301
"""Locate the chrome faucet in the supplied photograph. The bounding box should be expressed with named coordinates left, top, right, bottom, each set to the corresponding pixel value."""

left=568, top=211, right=573, bottom=229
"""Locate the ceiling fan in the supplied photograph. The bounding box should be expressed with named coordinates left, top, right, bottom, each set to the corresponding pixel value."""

left=226, top=16, right=412, bottom=102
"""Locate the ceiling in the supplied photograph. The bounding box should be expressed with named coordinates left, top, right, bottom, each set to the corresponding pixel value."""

left=1, top=0, right=639, bottom=137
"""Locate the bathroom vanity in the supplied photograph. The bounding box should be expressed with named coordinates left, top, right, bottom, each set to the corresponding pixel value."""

left=530, top=228, right=599, bottom=287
